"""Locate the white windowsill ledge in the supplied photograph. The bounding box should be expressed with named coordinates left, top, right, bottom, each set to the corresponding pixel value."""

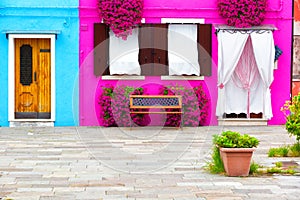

left=161, top=76, right=204, bottom=80
left=101, top=75, right=145, bottom=80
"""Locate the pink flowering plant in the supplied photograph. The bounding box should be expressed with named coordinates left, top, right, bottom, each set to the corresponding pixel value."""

left=99, top=84, right=209, bottom=127
left=98, top=85, right=150, bottom=127
left=159, top=84, right=210, bottom=127
left=217, top=0, right=267, bottom=28
left=281, top=93, right=300, bottom=144
left=98, top=0, right=143, bottom=39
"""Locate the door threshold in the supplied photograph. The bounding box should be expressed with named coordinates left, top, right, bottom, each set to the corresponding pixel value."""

left=10, top=121, right=54, bottom=127
left=218, top=119, right=268, bottom=126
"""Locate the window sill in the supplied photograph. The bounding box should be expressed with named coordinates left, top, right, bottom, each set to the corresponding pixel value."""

left=161, top=76, right=204, bottom=80
left=101, top=75, right=145, bottom=80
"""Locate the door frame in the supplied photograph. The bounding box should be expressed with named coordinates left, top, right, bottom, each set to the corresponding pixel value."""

left=8, top=34, right=56, bottom=122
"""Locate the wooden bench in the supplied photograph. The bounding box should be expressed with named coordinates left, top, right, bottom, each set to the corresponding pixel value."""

left=129, top=95, right=183, bottom=127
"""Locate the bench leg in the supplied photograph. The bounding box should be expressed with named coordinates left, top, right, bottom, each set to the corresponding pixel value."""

left=180, top=113, right=183, bottom=131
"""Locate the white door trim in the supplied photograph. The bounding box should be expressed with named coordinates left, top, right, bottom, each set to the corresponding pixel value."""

left=8, top=34, right=56, bottom=122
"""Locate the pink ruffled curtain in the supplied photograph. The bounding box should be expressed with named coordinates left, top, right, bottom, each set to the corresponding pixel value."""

left=232, top=37, right=260, bottom=118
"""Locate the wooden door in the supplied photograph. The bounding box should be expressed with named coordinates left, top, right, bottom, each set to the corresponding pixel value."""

left=15, top=38, right=51, bottom=119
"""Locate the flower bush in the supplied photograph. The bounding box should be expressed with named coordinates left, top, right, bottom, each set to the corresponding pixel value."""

left=98, top=0, right=143, bottom=39
left=98, top=84, right=150, bottom=127
left=159, top=84, right=210, bottom=127
left=99, top=84, right=210, bottom=127
left=281, top=93, right=300, bottom=143
left=217, top=0, right=267, bottom=28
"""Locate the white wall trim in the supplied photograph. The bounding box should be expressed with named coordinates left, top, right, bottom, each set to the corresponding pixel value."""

left=161, top=18, right=205, bottom=24
left=8, top=34, right=56, bottom=123
left=161, top=76, right=204, bottom=80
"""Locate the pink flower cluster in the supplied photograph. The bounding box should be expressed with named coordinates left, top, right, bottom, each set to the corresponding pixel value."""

left=217, top=0, right=267, bottom=28
left=159, top=84, right=210, bottom=127
left=98, top=0, right=143, bottom=39
left=98, top=84, right=210, bottom=127
left=98, top=85, right=150, bottom=127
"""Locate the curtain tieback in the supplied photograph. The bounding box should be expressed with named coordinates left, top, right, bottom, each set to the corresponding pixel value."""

left=218, top=83, right=224, bottom=89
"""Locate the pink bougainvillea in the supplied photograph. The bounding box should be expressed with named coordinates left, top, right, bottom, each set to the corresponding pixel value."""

left=99, top=84, right=210, bottom=127
left=159, top=84, right=209, bottom=127
left=217, top=0, right=267, bottom=28
left=98, top=85, right=150, bottom=127
left=98, top=0, right=143, bottom=39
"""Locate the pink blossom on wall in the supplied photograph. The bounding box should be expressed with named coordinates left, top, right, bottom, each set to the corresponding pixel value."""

left=98, top=0, right=143, bottom=39
left=217, top=0, right=267, bottom=28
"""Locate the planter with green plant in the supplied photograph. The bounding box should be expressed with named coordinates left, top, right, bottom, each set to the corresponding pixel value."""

left=213, top=131, right=259, bottom=176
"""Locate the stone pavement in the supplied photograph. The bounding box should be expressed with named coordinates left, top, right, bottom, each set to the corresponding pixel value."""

left=0, top=126, right=300, bottom=200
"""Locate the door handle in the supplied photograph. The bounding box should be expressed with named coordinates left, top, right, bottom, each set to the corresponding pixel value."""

left=34, top=72, right=37, bottom=82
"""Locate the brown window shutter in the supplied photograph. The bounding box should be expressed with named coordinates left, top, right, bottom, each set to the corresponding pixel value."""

left=139, top=24, right=153, bottom=75
left=139, top=24, right=168, bottom=76
left=153, top=24, right=168, bottom=76
left=198, top=24, right=212, bottom=76
left=94, top=23, right=109, bottom=76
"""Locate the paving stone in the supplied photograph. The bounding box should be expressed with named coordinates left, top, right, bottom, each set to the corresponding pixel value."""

left=17, top=187, right=53, bottom=193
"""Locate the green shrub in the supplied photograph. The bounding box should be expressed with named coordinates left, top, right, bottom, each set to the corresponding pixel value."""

left=268, top=144, right=300, bottom=157
left=207, top=146, right=225, bottom=174
left=213, top=131, right=259, bottom=148
left=275, top=162, right=283, bottom=168
left=267, top=167, right=282, bottom=174
left=281, top=93, right=300, bottom=143
left=249, top=162, right=259, bottom=174
left=289, top=143, right=300, bottom=157
left=268, top=146, right=289, bottom=157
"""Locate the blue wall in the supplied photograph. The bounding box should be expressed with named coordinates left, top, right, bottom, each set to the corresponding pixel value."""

left=0, top=0, right=79, bottom=126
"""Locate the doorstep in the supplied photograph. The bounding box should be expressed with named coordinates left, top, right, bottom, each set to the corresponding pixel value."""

left=218, top=118, right=268, bottom=126
left=10, top=121, right=54, bottom=127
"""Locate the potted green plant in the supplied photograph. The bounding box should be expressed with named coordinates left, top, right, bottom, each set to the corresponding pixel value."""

left=213, top=131, right=259, bottom=176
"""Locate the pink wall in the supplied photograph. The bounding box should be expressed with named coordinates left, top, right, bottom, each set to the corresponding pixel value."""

left=79, top=0, right=292, bottom=126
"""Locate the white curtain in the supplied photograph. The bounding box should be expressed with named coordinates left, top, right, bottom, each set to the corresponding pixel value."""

left=168, top=24, right=200, bottom=76
left=251, top=32, right=275, bottom=119
left=109, top=28, right=141, bottom=75
left=216, top=30, right=275, bottom=119
left=229, top=37, right=263, bottom=117
left=216, top=31, right=249, bottom=116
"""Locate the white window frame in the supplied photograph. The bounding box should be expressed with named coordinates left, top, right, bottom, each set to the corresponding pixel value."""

left=8, top=34, right=56, bottom=122
left=161, top=18, right=205, bottom=80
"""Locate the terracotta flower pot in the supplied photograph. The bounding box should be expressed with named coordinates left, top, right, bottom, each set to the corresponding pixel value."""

left=219, top=147, right=255, bottom=177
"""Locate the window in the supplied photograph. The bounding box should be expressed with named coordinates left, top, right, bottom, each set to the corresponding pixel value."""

left=93, top=23, right=212, bottom=77
left=293, top=35, right=300, bottom=79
